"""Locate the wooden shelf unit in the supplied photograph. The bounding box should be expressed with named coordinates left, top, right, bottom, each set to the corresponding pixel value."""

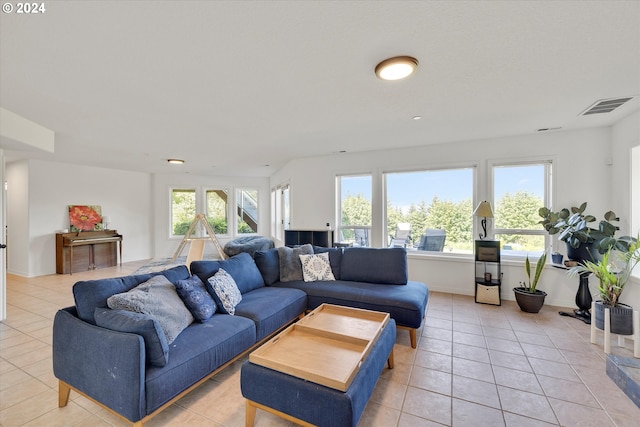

left=284, top=229, right=333, bottom=247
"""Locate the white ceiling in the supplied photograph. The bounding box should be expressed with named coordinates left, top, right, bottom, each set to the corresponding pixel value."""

left=1, top=1, right=639, bottom=177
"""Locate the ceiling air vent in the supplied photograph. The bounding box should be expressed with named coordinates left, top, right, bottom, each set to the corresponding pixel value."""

left=580, top=97, right=633, bottom=115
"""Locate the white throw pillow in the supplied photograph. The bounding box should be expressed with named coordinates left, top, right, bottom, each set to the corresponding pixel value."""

left=207, top=268, right=242, bottom=315
left=299, top=252, right=336, bottom=282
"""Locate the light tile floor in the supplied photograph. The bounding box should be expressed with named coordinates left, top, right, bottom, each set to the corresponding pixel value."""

left=1, top=261, right=639, bottom=426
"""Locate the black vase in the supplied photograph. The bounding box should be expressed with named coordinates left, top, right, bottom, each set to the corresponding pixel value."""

left=594, top=301, right=633, bottom=335
left=566, top=242, right=601, bottom=263
left=513, top=287, right=547, bottom=313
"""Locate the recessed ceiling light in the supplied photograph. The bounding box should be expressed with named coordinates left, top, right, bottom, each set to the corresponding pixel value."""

left=375, top=56, right=418, bottom=80
left=167, top=159, right=184, bottom=164
left=412, top=116, right=422, bottom=120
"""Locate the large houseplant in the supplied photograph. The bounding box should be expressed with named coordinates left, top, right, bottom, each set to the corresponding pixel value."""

left=569, top=236, right=639, bottom=334
left=538, top=202, right=626, bottom=262
left=513, top=250, right=548, bottom=313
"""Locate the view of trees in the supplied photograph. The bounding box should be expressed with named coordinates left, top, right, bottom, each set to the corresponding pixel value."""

left=342, top=191, right=543, bottom=251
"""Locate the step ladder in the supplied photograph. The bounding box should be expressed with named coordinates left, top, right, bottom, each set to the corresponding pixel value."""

left=170, top=214, right=226, bottom=267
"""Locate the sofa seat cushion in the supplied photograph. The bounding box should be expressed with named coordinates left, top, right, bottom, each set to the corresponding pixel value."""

left=145, top=314, right=256, bottom=414
left=190, top=253, right=265, bottom=294
left=235, top=287, right=307, bottom=341
left=271, top=280, right=428, bottom=329
left=73, top=265, right=191, bottom=324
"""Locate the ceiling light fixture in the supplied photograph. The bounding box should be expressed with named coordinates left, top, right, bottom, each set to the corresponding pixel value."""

left=167, top=159, right=184, bottom=164
left=375, top=56, right=418, bottom=80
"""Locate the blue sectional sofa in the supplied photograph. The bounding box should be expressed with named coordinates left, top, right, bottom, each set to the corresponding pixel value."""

left=53, top=257, right=307, bottom=426
left=52, top=246, right=428, bottom=426
left=253, top=245, right=429, bottom=348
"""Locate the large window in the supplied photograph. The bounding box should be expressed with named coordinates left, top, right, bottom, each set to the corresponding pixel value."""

left=205, top=189, right=228, bottom=234
left=271, top=184, right=290, bottom=241
left=492, top=161, right=551, bottom=256
left=338, top=175, right=372, bottom=246
left=171, top=189, right=196, bottom=236
left=385, top=168, right=474, bottom=253
left=237, top=189, right=259, bottom=234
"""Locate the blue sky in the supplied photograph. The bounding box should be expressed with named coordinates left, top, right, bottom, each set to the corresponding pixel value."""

left=342, top=165, right=544, bottom=210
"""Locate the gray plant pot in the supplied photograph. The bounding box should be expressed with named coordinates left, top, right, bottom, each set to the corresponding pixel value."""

left=513, top=287, right=547, bottom=313
left=594, top=301, right=633, bottom=335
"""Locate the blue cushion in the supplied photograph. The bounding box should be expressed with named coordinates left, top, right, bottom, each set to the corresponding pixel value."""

left=145, top=314, right=257, bottom=415
left=190, top=253, right=265, bottom=294
left=94, top=307, right=169, bottom=367
left=73, top=265, right=191, bottom=324
left=254, top=248, right=280, bottom=285
left=174, top=275, right=216, bottom=322
left=272, top=280, right=428, bottom=329
left=340, top=247, right=408, bottom=285
left=313, top=246, right=343, bottom=280
left=234, top=287, right=307, bottom=341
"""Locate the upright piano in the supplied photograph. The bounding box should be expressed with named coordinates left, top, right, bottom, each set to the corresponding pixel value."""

left=56, top=230, right=123, bottom=274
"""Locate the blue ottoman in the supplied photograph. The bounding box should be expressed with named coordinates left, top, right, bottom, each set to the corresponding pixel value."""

left=224, top=236, right=274, bottom=258
left=240, top=318, right=396, bottom=427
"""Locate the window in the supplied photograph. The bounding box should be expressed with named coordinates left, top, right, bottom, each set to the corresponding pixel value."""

left=492, top=162, right=551, bottom=256
left=338, top=175, right=372, bottom=247
left=171, top=189, right=196, bottom=236
left=385, top=168, right=474, bottom=253
left=237, top=189, right=259, bottom=234
left=271, top=184, right=290, bottom=241
left=205, top=189, right=228, bottom=235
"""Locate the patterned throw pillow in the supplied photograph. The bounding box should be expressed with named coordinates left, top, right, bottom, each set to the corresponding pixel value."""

left=299, top=252, right=336, bottom=282
left=207, top=268, right=242, bottom=315
left=174, top=275, right=216, bottom=322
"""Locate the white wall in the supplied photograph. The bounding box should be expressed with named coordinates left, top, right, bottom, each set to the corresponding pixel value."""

left=611, top=109, right=640, bottom=308
left=271, top=127, right=622, bottom=309
left=6, top=160, right=29, bottom=276
left=151, top=173, right=270, bottom=259
left=7, top=159, right=153, bottom=277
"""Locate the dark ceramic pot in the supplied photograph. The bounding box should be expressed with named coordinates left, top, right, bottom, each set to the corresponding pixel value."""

left=594, top=301, right=633, bottom=335
left=566, top=242, right=601, bottom=263
left=513, top=287, right=547, bottom=313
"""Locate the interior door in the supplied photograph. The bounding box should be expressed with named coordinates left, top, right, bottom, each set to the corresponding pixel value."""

left=0, top=149, right=6, bottom=321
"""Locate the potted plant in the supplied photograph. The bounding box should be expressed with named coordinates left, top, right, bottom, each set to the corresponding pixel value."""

left=513, top=250, right=548, bottom=313
left=569, top=236, right=639, bottom=334
left=538, top=202, right=622, bottom=262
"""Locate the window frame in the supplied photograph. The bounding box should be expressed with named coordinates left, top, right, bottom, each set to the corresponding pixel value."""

left=382, top=164, right=477, bottom=255
left=236, top=187, right=259, bottom=235
left=170, top=188, right=197, bottom=237
left=337, top=174, right=373, bottom=247
left=489, top=159, right=553, bottom=259
left=204, top=188, right=230, bottom=237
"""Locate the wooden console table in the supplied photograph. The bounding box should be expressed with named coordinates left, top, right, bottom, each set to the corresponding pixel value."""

left=56, top=230, right=122, bottom=275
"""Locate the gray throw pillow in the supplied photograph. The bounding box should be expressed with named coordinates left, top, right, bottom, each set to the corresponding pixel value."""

left=278, top=244, right=313, bottom=282
left=107, top=275, right=194, bottom=343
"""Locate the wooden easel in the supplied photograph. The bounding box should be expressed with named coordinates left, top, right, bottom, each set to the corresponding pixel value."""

left=170, top=214, right=226, bottom=264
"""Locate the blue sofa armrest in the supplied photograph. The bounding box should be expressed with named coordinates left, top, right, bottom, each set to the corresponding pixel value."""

left=53, top=307, right=147, bottom=423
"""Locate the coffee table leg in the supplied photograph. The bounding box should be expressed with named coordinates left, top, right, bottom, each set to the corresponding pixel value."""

left=387, top=348, right=394, bottom=369
left=245, top=400, right=257, bottom=427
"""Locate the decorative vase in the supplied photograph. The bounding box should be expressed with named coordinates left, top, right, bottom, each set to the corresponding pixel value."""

left=594, top=301, right=633, bottom=335
left=566, top=242, right=600, bottom=263
left=513, top=287, right=547, bottom=313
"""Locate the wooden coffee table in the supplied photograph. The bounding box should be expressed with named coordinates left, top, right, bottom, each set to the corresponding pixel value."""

left=244, top=304, right=394, bottom=426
